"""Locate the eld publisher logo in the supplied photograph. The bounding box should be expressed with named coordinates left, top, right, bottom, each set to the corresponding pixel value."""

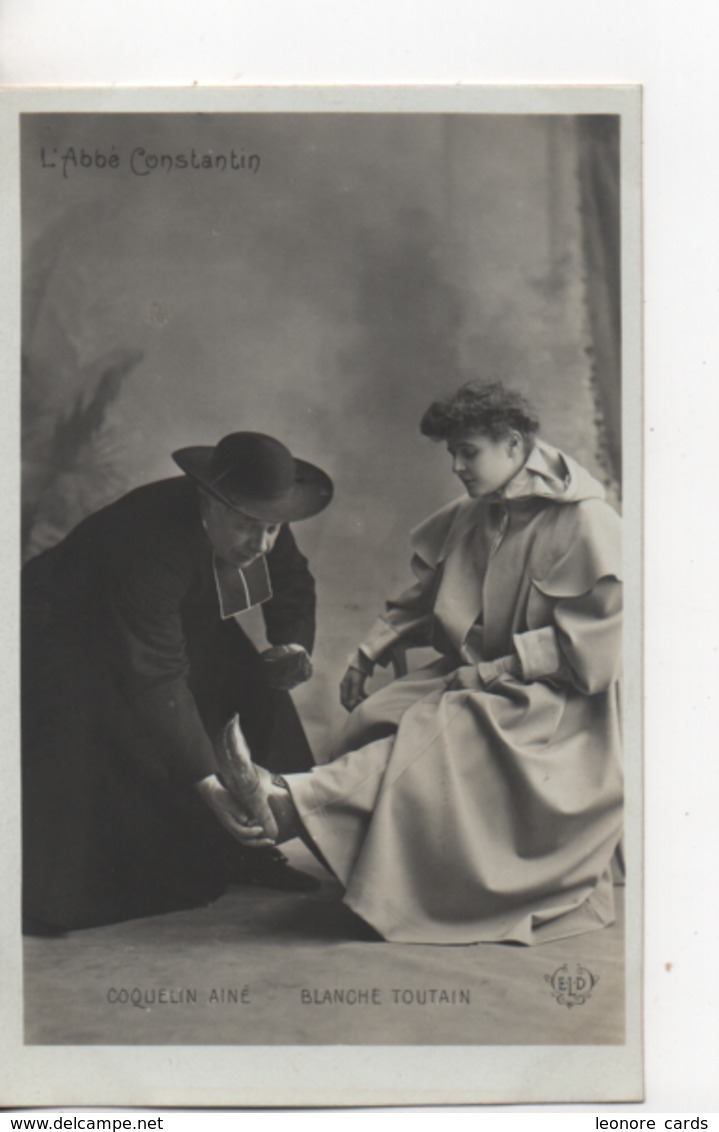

left=545, top=964, right=598, bottom=1007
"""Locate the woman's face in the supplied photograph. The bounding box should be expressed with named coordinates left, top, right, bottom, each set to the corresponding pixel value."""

left=447, top=430, right=525, bottom=497
left=202, top=496, right=281, bottom=567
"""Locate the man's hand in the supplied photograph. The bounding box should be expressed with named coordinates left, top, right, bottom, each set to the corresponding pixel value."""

left=261, top=644, right=313, bottom=690
left=340, top=665, right=370, bottom=711
left=195, top=774, right=276, bottom=847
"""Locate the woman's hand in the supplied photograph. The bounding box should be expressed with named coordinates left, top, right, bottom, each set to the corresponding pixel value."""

left=340, top=665, right=369, bottom=712
left=195, top=774, right=276, bottom=847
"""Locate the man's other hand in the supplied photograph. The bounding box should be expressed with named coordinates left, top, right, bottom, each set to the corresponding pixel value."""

left=261, top=644, right=313, bottom=690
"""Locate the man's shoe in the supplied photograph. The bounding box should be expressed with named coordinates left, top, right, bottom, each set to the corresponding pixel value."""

left=227, top=847, right=321, bottom=892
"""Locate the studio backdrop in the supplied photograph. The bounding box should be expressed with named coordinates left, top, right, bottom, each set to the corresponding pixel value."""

left=21, top=110, right=620, bottom=758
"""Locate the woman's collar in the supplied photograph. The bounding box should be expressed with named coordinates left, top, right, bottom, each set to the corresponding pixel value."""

left=497, top=441, right=570, bottom=502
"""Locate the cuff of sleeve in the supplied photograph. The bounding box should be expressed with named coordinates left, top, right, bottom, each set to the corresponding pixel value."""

left=477, top=654, right=521, bottom=686
left=355, top=616, right=400, bottom=667
left=174, top=746, right=220, bottom=786
left=346, top=648, right=375, bottom=675
left=513, top=626, right=562, bottom=681
left=183, top=746, right=221, bottom=785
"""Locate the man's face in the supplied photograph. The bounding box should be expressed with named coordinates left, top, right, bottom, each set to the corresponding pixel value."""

left=202, top=497, right=281, bottom=568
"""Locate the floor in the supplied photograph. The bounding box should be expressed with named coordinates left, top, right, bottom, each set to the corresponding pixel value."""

left=24, top=843, right=625, bottom=1047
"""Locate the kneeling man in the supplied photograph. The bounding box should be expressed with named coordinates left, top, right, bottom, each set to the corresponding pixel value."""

left=22, top=431, right=333, bottom=933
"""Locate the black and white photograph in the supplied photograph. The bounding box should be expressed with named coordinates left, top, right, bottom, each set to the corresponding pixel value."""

left=2, top=85, right=642, bottom=1107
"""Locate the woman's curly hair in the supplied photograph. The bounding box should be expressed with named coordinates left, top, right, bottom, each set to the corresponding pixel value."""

left=420, top=381, right=540, bottom=445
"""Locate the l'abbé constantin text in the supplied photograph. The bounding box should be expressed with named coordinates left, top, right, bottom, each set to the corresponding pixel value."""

left=40, top=146, right=261, bottom=179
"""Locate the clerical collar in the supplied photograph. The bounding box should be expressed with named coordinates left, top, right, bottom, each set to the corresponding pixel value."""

left=213, top=555, right=273, bottom=619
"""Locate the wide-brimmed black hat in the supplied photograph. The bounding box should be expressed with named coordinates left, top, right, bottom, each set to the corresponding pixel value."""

left=172, top=432, right=334, bottom=523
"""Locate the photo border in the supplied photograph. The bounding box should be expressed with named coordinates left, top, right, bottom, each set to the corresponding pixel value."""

left=0, top=83, right=642, bottom=1108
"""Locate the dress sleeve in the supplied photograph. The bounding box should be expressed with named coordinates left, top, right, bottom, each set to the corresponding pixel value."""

left=356, top=498, right=471, bottom=667
left=513, top=499, right=623, bottom=694
left=513, top=577, right=622, bottom=694
left=358, top=553, right=439, bottom=666
left=261, top=524, right=317, bottom=653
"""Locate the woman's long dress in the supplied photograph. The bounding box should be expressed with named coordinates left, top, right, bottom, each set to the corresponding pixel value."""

left=287, top=442, right=624, bottom=945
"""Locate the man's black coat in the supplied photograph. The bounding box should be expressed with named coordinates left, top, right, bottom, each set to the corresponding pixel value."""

left=22, top=477, right=317, bottom=929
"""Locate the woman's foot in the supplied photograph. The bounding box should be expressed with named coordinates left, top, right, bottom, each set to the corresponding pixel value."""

left=215, top=714, right=302, bottom=843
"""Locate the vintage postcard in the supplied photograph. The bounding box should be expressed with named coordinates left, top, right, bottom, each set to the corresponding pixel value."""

left=0, top=85, right=642, bottom=1107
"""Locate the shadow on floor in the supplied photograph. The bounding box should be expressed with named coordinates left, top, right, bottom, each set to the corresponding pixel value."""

left=23, top=844, right=625, bottom=1047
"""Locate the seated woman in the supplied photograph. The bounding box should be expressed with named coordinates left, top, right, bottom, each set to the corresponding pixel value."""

left=220, top=381, right=624, bottom=946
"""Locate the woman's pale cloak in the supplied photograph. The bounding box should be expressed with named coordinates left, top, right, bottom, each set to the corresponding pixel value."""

left=289, top=443, right=623, bottom=945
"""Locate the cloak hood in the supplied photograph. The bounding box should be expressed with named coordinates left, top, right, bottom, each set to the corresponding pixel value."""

left=500, top=439, right=605, bottom=505
left=411, top=440, right=608, bottom=569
